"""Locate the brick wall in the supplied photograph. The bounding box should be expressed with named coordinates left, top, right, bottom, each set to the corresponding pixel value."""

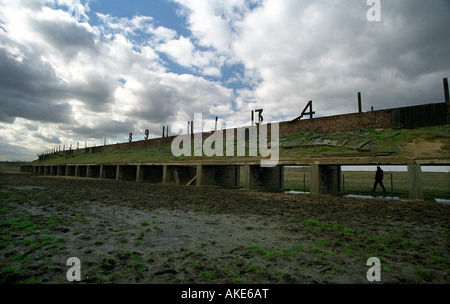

left=279, top=109, right=392, bottom=136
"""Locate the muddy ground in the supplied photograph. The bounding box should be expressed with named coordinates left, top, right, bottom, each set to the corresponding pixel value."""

left=0, top=172, right=448, bottom=284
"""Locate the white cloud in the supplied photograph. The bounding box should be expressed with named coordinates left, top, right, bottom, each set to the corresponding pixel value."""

left=0, top=0, right=236, bottom=159
left=0, top=0, right=449, bottom=161
left=158, top=35, right=225, bottom=76
left=226, top=0, right=450, bottom=119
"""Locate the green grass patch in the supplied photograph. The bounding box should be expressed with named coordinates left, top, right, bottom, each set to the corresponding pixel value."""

left=415, top=269, right=432, bottom=282
left=248, top=245, right=306, bottom=259
left=0, top=189, right=28, bottom=204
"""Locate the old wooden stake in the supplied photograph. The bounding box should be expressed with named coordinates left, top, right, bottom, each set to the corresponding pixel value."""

left=358, top=92, right=362, bottom=113
left=444, top=78, right=449, bottom=103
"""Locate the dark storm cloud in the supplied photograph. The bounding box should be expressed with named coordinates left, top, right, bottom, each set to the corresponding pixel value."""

left=61, top=118, right=138, bottom=139
left=31, top=16, right=97, bottom=61
left=1, top=0, right=448, bottom=162
left=29, top=15, right=118, bottom=113
left=0, top=141, right=35, bottom=161
left=0, top=46, right=74, bottom=123
left=125, top=86, right=180, bottom=124
left=361, top=0, right=450, bottom=79
left=0, top=46, right=60, bottom=97
left=33, top=132, right=61, bottom=144
left=0, top=31, right=114, bottom=126
left=0, top=95, right=73, bottom=124
left=69, top=72, right=118, bottom=113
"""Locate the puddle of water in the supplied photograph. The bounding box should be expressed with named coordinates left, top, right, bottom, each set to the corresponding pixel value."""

left=435, top=198, right=450, bottom=205
left=285, top=190, right=310, bottom=194
left=343, top=194, right=399, bottom=201
left=284, top=191, right=449, bottom=205
left=5, top=185, right=46, bottom=191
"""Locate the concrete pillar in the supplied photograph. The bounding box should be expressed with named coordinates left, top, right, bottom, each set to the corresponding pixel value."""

left=162, top=165, right=168, bottom=184
left=243, top=165, right=284, bottom=191
left=310, top=164, right=341, bottom=195
left=116, top=165, right=121, bottom=181
left=407, top=164, right=424, bottom=201
left=310, top=164, right=320, bottom=194
left=136, top=165, right=142, bottom=182
left=99, top=165, right=104, bottom=179
left=197, top=165, right=240, bottom=188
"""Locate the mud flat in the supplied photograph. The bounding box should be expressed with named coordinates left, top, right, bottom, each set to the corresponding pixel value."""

left=0, top=173, right=448, bottom=284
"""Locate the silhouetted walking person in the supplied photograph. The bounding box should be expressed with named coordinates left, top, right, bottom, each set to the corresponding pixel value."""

left=372, top=166, right=386, bottom=192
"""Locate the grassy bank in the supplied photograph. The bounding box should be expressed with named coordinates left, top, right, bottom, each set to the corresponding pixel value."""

left=31, top=125, right=449, bottom=165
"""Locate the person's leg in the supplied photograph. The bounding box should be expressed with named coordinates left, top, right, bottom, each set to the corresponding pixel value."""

left=380, top=181, right=386, bottom=192
left=372, top=181, right=378, bottom=191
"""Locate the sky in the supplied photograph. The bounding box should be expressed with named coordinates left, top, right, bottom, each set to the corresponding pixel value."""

left=0, top=0, right=449, bottom=161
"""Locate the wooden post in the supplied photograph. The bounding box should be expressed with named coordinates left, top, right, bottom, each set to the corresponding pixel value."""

left=303, top=173, right=306, bottom=191
left=407, top=164, right=424, bottom=201
left=390, top=173, right=393, bottom=192
left=358, top=92, right=362, bottom=113
left=444, top=78, right=449, bottom=103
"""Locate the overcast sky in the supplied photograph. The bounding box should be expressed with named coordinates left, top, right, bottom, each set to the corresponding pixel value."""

left=0, top=0, right=449, bottom=161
